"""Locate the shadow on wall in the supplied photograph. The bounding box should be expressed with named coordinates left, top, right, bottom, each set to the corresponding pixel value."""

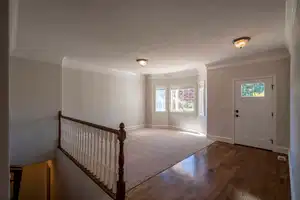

left=9, top=56, right=61, bottom=165
left=53, top=150, right=111, bottom=200
left=10, top=116, right=58, bottom=165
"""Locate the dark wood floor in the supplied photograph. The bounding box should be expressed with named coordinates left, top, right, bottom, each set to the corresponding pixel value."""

left=127, top=141, right=291, bottom=200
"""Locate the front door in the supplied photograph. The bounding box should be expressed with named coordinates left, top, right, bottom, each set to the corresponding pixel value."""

left=234, top=77, right=274, bottom=150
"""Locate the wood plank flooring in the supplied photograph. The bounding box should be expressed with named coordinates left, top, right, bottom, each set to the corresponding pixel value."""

left=127, top=141, right=291, bottom=200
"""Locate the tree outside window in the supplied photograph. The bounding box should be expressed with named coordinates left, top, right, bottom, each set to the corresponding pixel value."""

left=170, top=88, right=195, bottom=112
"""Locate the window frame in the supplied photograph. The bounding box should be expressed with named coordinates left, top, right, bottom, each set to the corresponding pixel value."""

left=169, top=86, right=196, bottom=114
left=154, top=87, right=167, bottom=112
left=198, top=80, right=205, bottom=116
left=241, top=82, right=265, bottom=98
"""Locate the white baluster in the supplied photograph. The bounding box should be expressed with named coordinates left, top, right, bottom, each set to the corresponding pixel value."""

left=89, top=128, right=93, bottom=172
left=69, top=121, right=72, bottom=154
left=63, top=120, right=67, bottom=151
left=91, top=129, right=96, bottom=174
left=104, top=131, right=108, bottom=186
left=81, top=125, right=84, bottom=165
left=86, top=126, right=89, bottom=168
left=95, top=130, right=100, bottom=178
left=93, top=130, right=98, bottom=175
left=108, top=133, right=113, bottom=189
left=100, top=130, right=104, bottom=181
left=83, top=126, right=87, bottom=167
left=87, top=128, right=91, bottom=171
left=74, top=124, right=77, bottom=159
left=78, top=125, right=82, bottom=163
left=72, top=122, right=75, bottom=156
left=76, top=124, right=80, bottom=160
left=67, top=121, right=70, bottom=153
left=76, top=124, right=80, bottom=162
left=113, top=134, right=118, bottom=193
left=89, top=127, right=93, bottom=172
left=80, top=125, right=83, bottom=164
left=63, top=120, right=67, bottom=149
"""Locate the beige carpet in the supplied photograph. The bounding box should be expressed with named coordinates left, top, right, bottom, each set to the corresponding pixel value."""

left=125, top=128, right=212, bottom=191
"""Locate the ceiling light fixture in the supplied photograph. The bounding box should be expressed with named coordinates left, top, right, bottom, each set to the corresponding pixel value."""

left=136, top=58, right=148, bottom=67
left=233, top=37, right=251, bottom=49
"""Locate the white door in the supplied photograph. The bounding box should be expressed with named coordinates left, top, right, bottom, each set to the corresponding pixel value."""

left=234, top=77, right=274, bottom=150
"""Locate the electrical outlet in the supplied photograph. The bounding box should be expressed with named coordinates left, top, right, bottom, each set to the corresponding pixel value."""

left=277, top=155, right=287, bottom=162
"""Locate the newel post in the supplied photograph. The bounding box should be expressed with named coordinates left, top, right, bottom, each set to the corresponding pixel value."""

left=58, top=111, right=62, bottom=148
left=116, top=122, right=126, bottom=200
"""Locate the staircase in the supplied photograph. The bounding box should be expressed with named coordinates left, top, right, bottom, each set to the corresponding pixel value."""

left=10, top=111, right=127, bottom=200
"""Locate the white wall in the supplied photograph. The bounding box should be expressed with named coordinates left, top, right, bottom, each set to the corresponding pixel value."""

left=53, top=150, right=111, bottom=200
left=207, top=57, right=290, bottom=148
left=145, top=68, right=207, bottom=134
left=286, top=0, right=300, bottom=199
left=0, top=0, right=9, bottom=198
left=10, top=57, right=62, bottom=165
left=62, top=65, right=145, bottom=130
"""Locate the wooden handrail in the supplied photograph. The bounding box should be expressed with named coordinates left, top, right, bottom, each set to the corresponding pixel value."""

left=57, top=111, right=126, bottom=200
left=60, top=112, right=120, bottom=135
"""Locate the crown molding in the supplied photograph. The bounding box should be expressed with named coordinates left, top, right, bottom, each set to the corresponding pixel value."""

left=62, top=57, right=140, bottom=77
left=206, top=52, right=290, bottom=70
left=148, top=73, right=199, bottom=80
left=148, top=68, right=204, bottom=80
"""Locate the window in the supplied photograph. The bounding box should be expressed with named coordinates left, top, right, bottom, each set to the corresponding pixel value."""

left=170, top=88, right=195, bottom=112
left=241, top=82, right=265, bottom=97
left=155, top=88, right=166, bottom=112
left=198, top=81, right=205, bottom=116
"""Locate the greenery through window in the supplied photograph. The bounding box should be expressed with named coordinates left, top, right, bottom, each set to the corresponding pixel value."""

left=241, top=82, right=265, bottom=97
left=170, top=88, right=195, bottom=112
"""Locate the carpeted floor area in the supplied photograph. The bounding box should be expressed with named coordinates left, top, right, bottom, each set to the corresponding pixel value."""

left=125, top=128, right=212, bottom=191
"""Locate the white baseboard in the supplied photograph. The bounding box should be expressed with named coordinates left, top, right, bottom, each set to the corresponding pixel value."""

left=146, top=125, right=206, bottom=135
left=126, top=124, right=145, bottom=131
left=274, top=146, right=289, bottom=155
left=207, top=134, right=234, bottom=144
left=145, top=124, right=170, bottom=129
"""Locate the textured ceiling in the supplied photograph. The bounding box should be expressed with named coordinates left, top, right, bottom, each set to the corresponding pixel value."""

left=12, top=0, right=287, bottom=73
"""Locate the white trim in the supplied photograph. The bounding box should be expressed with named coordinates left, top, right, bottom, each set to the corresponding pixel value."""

left=146, top=124, right=170, bottom=129
left=206, top=134, right=234, bottom=144
left=62, top=57, right=139, bottom=77
left=169, top=87, right=197, bottom=114
left=274, top=146, right=289, bottom=155
left=206, top=53, right=289, bottom=70
left=148, top=69, right=201, bottom=80
left=154, top=86, right=168, bottom=113
left=148, top=74, right=199, bottom=80
left=126, top=124, right=145, bottom=131
left=198, top=81, right=205, bottom=116
left=232, top=75, right=277, bottom=151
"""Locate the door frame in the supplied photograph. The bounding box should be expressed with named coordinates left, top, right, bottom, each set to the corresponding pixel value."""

left=232, top=75, right=277, bottom=151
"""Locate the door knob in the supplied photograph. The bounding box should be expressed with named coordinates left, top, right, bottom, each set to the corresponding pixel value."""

left=235, top=110, right=239, bottom=113
left=235, top=114, right=239, bottom=118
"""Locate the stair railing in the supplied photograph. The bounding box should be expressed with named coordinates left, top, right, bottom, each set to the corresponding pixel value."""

left=58, top=111, right=126, bottom=200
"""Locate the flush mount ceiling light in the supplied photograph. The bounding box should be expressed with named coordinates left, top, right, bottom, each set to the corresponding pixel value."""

left=233, top=37, right=251, bottom=49
left=136, top=59, right=148, bottom=67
